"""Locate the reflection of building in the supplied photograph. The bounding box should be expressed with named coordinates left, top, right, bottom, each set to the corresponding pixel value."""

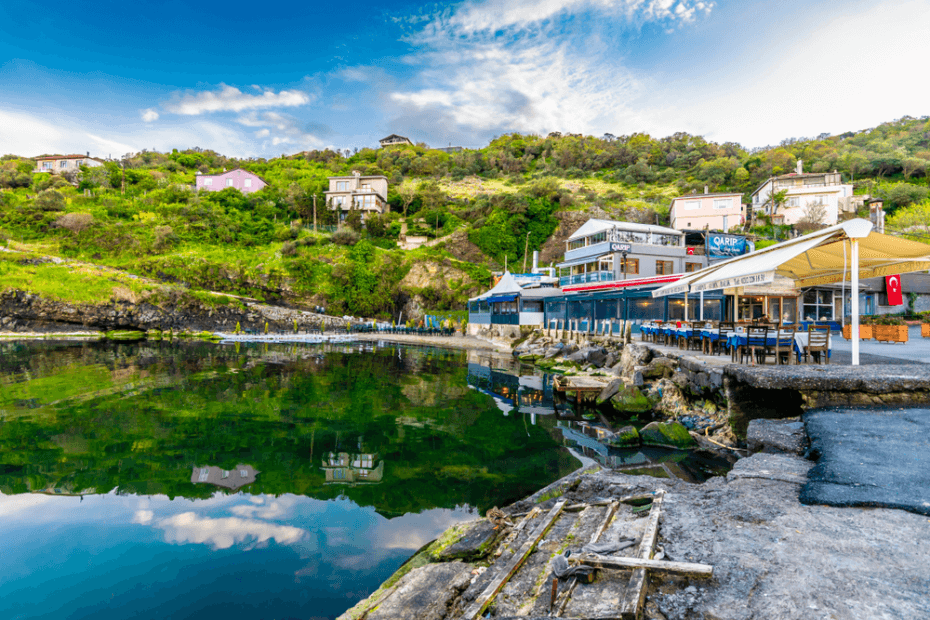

left=191, top=464, right=259, bottom=490
left=321, top=452, right=384, bottom=484
left=466, top=361, right=555, bottom=421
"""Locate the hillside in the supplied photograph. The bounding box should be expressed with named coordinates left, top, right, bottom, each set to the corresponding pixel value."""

left=1, top=116, right=929, bottom=325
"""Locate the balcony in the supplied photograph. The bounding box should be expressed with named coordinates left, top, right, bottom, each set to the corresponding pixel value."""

left=559, top=271, right=614, bottom=287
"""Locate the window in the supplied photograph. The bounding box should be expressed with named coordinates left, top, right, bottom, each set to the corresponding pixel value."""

left=620, top=257, right=639, bottom=275
left=568, top=238, right=586, bottom=251
left=333, top=196, right=345, bottom=208
left=768, top=297, right=797, bottom=324
left=685, top=200, right=700, bottom=210
left=244, top=179, right=252, bottom=188
left=361, top=183, right=370, bottom=190
left=222, top=470, right=229, bottom=479
left=713, top=198, right=731, bottom=210
left=204, top=178, right=213, bottom=186
left=336, top=181, right=348, bottom=191
left=652, top=234, right=680, bottom=247
left=655, top=260, right=674, bottom=275
left=42, top=162, right=53, bottom=170
left=738, top=296, right=765, bottom=321
left=75, top=160, right=83, bottom=167
left=199, top=468, right=209, bottom=482
left=226, top=179, right=234, bottom=187
left=60, top=161, right=68, bottom=168
left=802, top=289, right=833, bottom=321
left=685, top=262, right=701, bottom=272
left=589, top=231, right=607, bottom=244
left=240, top=470, right=248, bottom=477
left=787, top=197, right=801, bottom=208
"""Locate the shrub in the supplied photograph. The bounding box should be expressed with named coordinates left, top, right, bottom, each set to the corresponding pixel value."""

left=331, top=229, right=360, bottom=246
left=35, top=189, right=66, bottom=212
left=53, top=212, right=94, bottom=233
left=281, top=240, right=297, bottom=256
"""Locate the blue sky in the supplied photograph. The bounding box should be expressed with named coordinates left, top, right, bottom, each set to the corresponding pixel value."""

left=1, top=0, right=927, bottom=158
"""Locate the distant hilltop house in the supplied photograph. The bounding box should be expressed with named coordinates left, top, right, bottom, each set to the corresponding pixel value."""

left=191, top=464, right=259, bottom=490
left=325, top=171, right=389, bottom=222
left=195, top=168, right=267, bottom=194
left=33, top=153, right=105, bottom=174
left=751, top=160, right=852, bottom=226
left=379, top=134, right=413, bottom=148
left=669, top=189, right=745, bottom=233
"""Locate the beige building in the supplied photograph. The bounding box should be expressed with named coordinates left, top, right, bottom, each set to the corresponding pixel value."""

left=34, top=153, right=106, bottom=174
left=669, top=190, right=745, bottom=232
left=751, top=160, right=853, bottom=226
left=321, top=452, right=384, bottom=484
left=379, top=134, right=413, bottom=147
left=191, top=464, right=259, bottom=490
left=325, top=171, right=389, bottom=222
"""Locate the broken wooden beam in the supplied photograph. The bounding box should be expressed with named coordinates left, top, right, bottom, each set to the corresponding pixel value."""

left=462, top=499, right=567, bottom=620
left=570, top=553, right=713, bottom=577
left=619, top=489, right=665, bottom=619
left=555, top=500, right=620, bottom=616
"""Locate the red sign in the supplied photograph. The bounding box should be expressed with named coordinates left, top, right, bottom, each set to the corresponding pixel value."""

left=686, top=247, right=695, bottom=255
left=885, top=274, right=903, bottom=306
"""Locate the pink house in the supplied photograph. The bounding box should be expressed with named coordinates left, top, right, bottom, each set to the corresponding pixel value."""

left=195, top=168, right=267, bottom=194
left=669, top=191, right=745, bottom=232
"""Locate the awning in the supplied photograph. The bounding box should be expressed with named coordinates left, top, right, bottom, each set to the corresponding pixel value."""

left=556, top=254, right=613, bottom=270
left=487, top=294, right=518, bottom=303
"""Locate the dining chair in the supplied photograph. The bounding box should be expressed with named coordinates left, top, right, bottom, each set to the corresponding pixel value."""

left=805, top=324, right=830, bottom=364
left=768, top=325, right=796, bottom=365
left=739, top=326, right=769, bottom=364
left=715, top=321, right=735, bottom=357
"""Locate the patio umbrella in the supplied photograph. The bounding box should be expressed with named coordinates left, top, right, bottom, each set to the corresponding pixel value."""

left=652, top=219, right=930, bottom=364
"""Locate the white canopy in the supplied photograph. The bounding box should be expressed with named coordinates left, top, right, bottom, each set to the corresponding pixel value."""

left=471, top=271, right=524, bottom=301
left=651, top=219, right=930, bottom=364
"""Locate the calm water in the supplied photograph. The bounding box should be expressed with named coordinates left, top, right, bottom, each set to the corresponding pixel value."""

left=0, top=340, right=580, bottom=620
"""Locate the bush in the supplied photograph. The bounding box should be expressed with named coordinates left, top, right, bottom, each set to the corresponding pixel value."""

left=35, top=189, right=66, bottom=212
left=53, top=212, right=94, bottom=233
left=331, top=229, right=360, bottom=246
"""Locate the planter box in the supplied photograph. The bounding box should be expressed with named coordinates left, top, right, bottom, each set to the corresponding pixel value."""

left=922, top=323, right=930, bottom=338
left=873, top=324, right=908, bottom=343
left=842, top=324, right=873, bottom=340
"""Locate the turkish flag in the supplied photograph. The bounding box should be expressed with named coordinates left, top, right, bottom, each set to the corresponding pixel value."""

left=885, top=274, right=903, bottom=306
left=687, top=247, right=694, bottom=255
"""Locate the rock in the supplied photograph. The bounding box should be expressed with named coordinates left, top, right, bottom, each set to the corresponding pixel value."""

left=595, top=378, right=624, bottom=405
left=438, top=519, right=504, bottom=561
left=727, top=452, right=811, bottom=485
left=543, top=346, right=563, bottom=359
left=607, top=425, right=640, bottom=448
left=603, top=352, right=617, bottom=369
left=565, top=350, right=586, bottom=364
left=584, top=346, right=609, bottom=368
left=631, top=369, right=644, bottom=386
left=562, top=342, right=579, bottom=356
left=610, top=386, right=653, bottom=413
left=641, top=357, right=677, bottom=380
left=746, top=418, right=807, bottom=456
left=670, top=371, right=691, bottom=389
left=649, top=378, right=690, bottom=417
left=365, top=561, right=473, bottom=620
left=640, top=421, right=697, bottom=449
left=618, top=343, right=653, bottom=378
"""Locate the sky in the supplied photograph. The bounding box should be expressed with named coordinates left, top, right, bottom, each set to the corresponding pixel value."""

left=1, top=0, right=928, bottom=159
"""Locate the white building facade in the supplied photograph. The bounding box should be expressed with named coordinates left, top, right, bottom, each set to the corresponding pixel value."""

left=751, top=160, right=853, bottom=226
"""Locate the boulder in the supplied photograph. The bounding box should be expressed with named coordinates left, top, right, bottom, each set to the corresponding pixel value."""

left=607, top=425, right=640, bottom=448
left=609, top=386, right=653, bottom=413
left=640, top=421, right=697, bottom=449
left=566, top=350, right=586, bottom=364
left=595, top=378, right=624, bottom=405
left=562, top=342, right=579, bottom=356
left=618, top=343, right=653, bottom=378
left=641, top=357, right=677, bottom=380
left=649, top=378, right=690, bottom=417
left=544, top=346, right=563, bottom=359
left=584, top=346, right=609, bottom=368
left=438, top=519, right=505, bottom=561
left=603, top=352, right=618, bottom=369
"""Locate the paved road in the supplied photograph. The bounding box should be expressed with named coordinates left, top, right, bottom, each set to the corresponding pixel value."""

left=801, top=406, right=930, bottom=516
left=830, top=324, right=929, bottom=365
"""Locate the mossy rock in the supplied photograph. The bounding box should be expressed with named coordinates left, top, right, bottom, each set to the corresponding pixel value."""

left=610, top=386, right=653, bottom=413
left=145, top=329, right=163, bottom=341
left=607, top=425, right=640, bottom=448
left=639, top=421, right=696, bottom=449
left=519, top=353, right=540, bottom=362
left=196, top=331, right=221, bottom=341
left=104, top=330, right=146, bottom=341
left=438, top=519, right=504, bottom=561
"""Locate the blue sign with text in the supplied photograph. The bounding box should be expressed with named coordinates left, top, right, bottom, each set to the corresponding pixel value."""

left=706, top=233, right=753, bottom=258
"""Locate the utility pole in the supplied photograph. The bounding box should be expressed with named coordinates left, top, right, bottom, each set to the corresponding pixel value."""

left=313, top=194, right=317, bottom=232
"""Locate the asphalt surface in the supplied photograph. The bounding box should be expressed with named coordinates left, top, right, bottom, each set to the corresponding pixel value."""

left=830, top=324, right=930, bottom=365
left=801, top=406, right=930, bottom=516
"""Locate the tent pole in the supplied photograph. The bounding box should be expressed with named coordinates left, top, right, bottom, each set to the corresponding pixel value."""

left=700, top=291, right=704, bottom=321
left=851, top=239, right=860, bottom=366
left=685, top=293, right=689, bottom=322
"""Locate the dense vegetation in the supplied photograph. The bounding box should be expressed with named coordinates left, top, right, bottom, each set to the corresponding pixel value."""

left=1, top=115, right=928, bottom=317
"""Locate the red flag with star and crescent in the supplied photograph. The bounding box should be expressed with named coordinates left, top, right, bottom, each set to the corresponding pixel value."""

left=885, top=274, right=903, bottom=306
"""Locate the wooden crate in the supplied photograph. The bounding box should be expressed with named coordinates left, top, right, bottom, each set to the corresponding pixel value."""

left=873, top=324, right=908, bottom=343
left=842, top=324, right=873, bottom=340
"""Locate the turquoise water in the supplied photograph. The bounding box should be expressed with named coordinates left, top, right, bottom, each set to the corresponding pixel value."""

left=0, top=340, right=579, bottom=620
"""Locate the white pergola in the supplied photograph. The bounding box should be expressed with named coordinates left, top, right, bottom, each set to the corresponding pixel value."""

left=652, top=219, right=930, bottom=365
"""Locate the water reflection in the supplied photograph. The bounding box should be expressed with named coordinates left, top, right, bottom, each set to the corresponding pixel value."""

left=192, top=465, right=259, bottom=490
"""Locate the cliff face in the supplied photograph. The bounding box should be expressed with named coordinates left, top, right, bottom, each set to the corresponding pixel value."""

left=0, top=289, right=347, bottom=333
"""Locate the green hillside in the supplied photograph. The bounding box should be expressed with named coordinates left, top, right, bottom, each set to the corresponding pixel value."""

left=1, top=116, right=928, bottom=319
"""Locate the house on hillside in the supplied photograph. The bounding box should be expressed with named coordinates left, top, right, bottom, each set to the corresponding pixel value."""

left=191, top=464, right=259, bottom=490
left=325, top=171, right=389, bottom=222
left=669, top=189, right=745, bottom=232
left=195, top=168, right=267, bottom=194
left=379, top=134, right=413, bottom=148
left=751, top=160, right=853, bottom=226
left=33, top=153, right=105, bottom=174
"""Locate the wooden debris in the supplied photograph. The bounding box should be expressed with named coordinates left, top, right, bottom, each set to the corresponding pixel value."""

left=495, top=507, right=541, bottom=557
left=555, top=500, right=620, bottom=616
left=462, top=500, right=567, bottom=619
left=570, top=553, right=713, bottom=577
left=619, top=489, right=665, bottom=619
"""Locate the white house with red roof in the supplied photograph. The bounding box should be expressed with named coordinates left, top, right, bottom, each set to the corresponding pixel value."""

left=33, top=153, right=106, bottom=174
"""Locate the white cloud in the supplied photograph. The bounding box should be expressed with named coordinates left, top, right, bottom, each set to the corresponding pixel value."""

left=140, top=108, right=159, bottom=122
left=162, top=84, right=312, bottom=116
left=0, top=108, right=66, bottom=155
left=133, top=509, right=154, bottom=525
left=157, top=511, right=306, bottom=550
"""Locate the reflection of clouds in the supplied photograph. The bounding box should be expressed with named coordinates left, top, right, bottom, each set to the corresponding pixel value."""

left=0, top=493, right=55, bottom=519
left=133, top=510, right=154, bottom=525
left=229, top=496, right=298, bottom=520
left=376, top=509, right=475, bottom=551
left=158, top=512, right=306, bottom=550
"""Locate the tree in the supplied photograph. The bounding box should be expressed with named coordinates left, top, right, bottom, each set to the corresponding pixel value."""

left=344, top=206, right=363, bottom=232
left=418, top=182, right=446, bottom=212
left=398, top=181, right=418, bottom=218
left=901, top=157, right=927, bottom=180
left=795, top=199, right=827, bottom=232
left=769, top=189, right=789, bottom=218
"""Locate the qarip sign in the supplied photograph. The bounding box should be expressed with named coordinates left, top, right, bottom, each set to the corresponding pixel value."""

left=885, top=274, right=903, bottom=306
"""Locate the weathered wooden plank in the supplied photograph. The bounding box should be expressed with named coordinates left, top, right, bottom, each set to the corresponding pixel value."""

left=555, top=500, right=620, bottom=616
left=619, top=489, right=665, bottom=619
left=462, top=500, right=567, bottom=620
left=570, top=553, right=713, bottom=577
left=495, top=507, right=541, bottom=558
